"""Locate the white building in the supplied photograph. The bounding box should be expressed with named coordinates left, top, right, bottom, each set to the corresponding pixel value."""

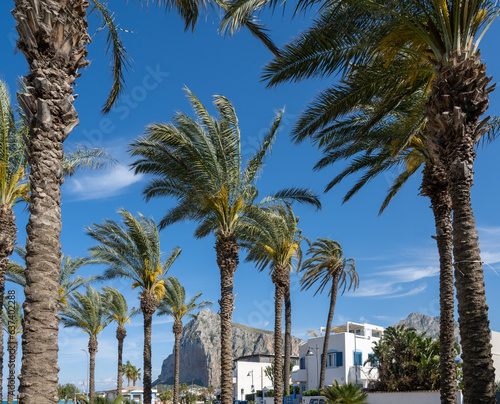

left=233, top=354, right=299, bottom=401
left=292, top=321, right=384, bottom=391
left=102, top=386, right=158, bottom=403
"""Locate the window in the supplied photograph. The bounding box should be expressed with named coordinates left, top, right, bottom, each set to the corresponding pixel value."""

left=353, top=351, right=362, bottom=366
left=368, top=353, right=377, bottom=366
left=326, top=352, right=343, bottom=367
left=300, top=356, right=306, bottom=369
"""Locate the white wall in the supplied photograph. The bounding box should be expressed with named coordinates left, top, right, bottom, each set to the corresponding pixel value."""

left=233, top=361, right=273, bottom=401
left=366, top=391, right=464, bottom=404
left=491, top=331, right=500, bottom=383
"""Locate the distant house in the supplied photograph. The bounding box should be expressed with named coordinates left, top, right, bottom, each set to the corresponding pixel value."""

left=293, top=321, right=384, bottom=390
left=233, top=354, right=299, bottom=401
left=101, top=386, right=158, bottom=403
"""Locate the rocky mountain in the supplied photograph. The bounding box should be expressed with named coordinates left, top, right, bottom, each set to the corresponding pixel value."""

left=154, top=308, right=303, bottom=387
left=395, top=312, right=460, bottom=340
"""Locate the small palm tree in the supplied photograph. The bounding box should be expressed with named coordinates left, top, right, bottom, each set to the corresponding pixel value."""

left=61, top=286, right=111, bottom=403
left=324, top=381, right=367, bottom=404
left=300, top=239, right=359, bottom=390
left=122, top=361, right=136, bottom=387
left=2, top=298, right=23, bottom=404
left=130, top=367, right=141, bottom=387
left=104, top=287, right=139, bottom=396
left=129, top=88, right=319, bottom=404
left=87, top=209, right=181, bottom=404
left=241, top=204, right=303, bottom=404
left=157, top=276, right=212, bottom=404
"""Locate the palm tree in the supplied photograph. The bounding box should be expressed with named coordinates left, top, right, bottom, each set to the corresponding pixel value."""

left=240, top=204, right=303, bottom=404
left=300, top=239, right=359, bottom=391
left=222, top=1, right=499, bottom=401
left=131, top=367, right=142, bottom=387
left=324, top=381, right=367, bottom=404
left=157, top=276, right=212, bottom=404
left=10, top=0, right=215, bottom=398
left=7, top=246, right=99, bottom=309
left=104, top=287, right=139, bottom=396
left=122, top=361, right=137, bottom=387
left=2, top=298, right=23, bottom=404
left=87, top=209, right=181, bottom=404
left=60, top=285, right=111, bottom=403
left=129, top=88, right=320, bottom=404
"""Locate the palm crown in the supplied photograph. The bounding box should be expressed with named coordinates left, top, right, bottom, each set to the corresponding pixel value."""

left=104, top=287, right=139, bottom=326
left=2, top=299, right=23, bottom=337
left=129, top=88, right=320, bottom=239
left=157, top=276, right=212, bottom=322
left=300, top=239, right=358, bottom=296
left=87, top=208, right=181, bottom=300
left=60, top=285, right=111, bottom=338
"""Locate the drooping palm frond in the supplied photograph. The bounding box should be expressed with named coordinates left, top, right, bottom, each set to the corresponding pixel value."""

left=60, top=285, right=112, bottom=337
left=157, top=276, right=212, bottom=321
left=129, top=88, right=320, bottom=240
left=87, top=208, right=181, bottom=300
left=300, top=238, right=358, bottom=296
left=89, top=0, right=132, bottom=113
left=63, top=145, right=117, bottom=177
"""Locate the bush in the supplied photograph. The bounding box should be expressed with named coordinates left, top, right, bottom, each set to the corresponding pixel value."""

left=324, top=381, right=367, bottom=404
left=303, top=389, right=324, bottom=397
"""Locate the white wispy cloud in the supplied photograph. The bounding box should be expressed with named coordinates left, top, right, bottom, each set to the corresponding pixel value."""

left=65, top=165, right=143, bottom=201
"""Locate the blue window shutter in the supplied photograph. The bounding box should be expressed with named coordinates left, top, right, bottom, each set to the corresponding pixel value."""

left=336, top=352, right=343, bottom=367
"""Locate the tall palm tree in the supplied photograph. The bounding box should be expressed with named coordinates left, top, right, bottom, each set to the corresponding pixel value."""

left=221, top=1, right=499, bottom=401
left=240, top=204, right=303, bottom=404
left=10, top=0, right=215, bottom=399
left=300, top=239, right=359, bottom=391
left=157, top=276, right=212, bottom=404
left=122, top=360, right=138, bottom=387
left=87, top=209, right=181, bottom=404
left=7, top=246, right=99, bottom=309
left=0, top=74, right=115, bottom=404
left=104, top=287, right=139, bottom=396
left=129, top=88, right=319, bottom=404
left=60, top=285, right=111, bottom=403
left=2, top=298, right=23, bottom=404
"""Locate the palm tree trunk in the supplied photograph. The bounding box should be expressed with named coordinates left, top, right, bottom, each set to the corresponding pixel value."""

left=421, top=164, right=456, bottom=404
left=7, top=338, right=18, bottom=404
left=117, top=326, right=127, bottom=396
left=272, top=268, right=287, bottom=404
left=426, top=51, right=496, bottom=404
left=89, top=337, right=98, bottom=403
left=141, top=291, right=157, bottom=404
left=319, top=277, right=338, bottom=390
left=215, top=235, right=239, bottom=404
left=173, top=321, right=183, bottom=404
left=283, top=274, right=291, bottom=396
left=12, top=2, right=89, bottom=404
left=0, top=204, right=17, bottom=403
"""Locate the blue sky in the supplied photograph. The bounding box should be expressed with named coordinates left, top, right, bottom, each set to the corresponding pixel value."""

left=1, top=1, right=500, bottom=394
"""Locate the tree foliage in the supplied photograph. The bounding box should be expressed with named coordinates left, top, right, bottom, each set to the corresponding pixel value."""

left=365, top=325, right=460, bottom=391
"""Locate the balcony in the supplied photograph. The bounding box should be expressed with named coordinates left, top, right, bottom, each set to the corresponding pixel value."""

left=291, top=369, right=307, bottom=383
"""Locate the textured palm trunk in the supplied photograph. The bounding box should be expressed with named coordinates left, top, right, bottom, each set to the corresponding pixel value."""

left=173, top=320, right=183, bottom=404
left=116, top=325, right=127, bottom=396
left=272, top=267, right=287, bottom=404
left=88, top=337, right=98, bottom=403
left=0, top=204, right=17, bottom=402
left=215, top=235, right=239, bottom=404
left=12, top=2, right=89, bottom=404
left=425, top=51, right=496, bottom=404
left=141, top=291, right=157, bottom=404
left=319, top=277, right=338, bottom=390
left=421, top=164, right=456, bottom=404
left=283, top=273, right=291, bottom=397
left=7, top=338, right=18, bottom=404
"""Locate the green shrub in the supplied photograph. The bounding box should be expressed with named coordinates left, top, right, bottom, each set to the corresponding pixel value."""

left=324, top=382, right=367, bottom=404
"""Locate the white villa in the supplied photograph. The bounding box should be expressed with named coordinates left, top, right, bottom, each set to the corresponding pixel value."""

left=101, top=386, right=158, bottom=403
left=292, top=321, right=384, bottom=391
left=233, top=354, right=299, bottom=401
left=492, top=331, right=500, bottom=383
